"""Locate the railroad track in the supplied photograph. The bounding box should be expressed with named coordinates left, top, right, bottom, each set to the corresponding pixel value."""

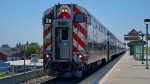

left=22, top=53, right=124, bottom=84
left=22, top=64, right=105, bottom=84
left=21, top=75, right=55, bottom=84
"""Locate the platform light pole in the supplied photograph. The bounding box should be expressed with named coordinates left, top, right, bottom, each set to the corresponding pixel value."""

left=139, top=31, right=145, bottom=64
left=144, top=19, right=150, bottom=69
left=107, top=31, right=110, bottom=61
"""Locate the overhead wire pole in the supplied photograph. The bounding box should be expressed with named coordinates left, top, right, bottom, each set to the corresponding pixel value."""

left=145, top=24, right=149, bottom=69
left=107, top=32, right=110, bottom=61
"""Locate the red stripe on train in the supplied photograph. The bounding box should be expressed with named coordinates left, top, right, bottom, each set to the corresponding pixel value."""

left=73, top=45, right=87, bottom=61
left=44, top=25, right=51, bottom=37
left=44, top=43, right=50, bottom=49
left=49, top=9, right=54, bottom=14
left=58, top=12, right=71, bottom=18
left=73, top=32, right=87, bottom=50
left=73, top=45, right=78, bottom=52
left=73, top=5, right=81, bottom=13
left=73, top=22, right=87, bottom=37
left=67, top=4, right=71, bottom=8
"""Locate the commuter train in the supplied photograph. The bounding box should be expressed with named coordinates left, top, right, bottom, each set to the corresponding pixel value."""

left=42, top=4, right=126, bottom=77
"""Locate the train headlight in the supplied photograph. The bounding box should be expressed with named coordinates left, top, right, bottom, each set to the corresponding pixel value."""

left=64, top=8, right=68, bottom=12
left=79, top=55, right=82, bottom=58
left=46, top=55, right=49, bottom=58
left=61, top=9, right=65, bottom=12
left=61, top=8, right=68, bottom=12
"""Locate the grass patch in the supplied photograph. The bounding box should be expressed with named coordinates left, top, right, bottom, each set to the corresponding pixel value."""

left=0, top=72, right=7, bottom=78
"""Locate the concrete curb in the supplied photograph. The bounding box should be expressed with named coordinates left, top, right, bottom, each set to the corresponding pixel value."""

left=0, top=68, right=46, bottom=84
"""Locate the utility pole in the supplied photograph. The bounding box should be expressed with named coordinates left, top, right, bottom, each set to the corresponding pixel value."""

left=23, top=45, right=26, bottom=81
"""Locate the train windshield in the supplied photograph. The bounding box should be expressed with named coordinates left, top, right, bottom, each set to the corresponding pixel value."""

left=74, top=13, right=85, bottom=23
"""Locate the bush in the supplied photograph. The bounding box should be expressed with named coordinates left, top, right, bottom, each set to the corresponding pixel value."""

left=0, top=72, right=7, bottom=78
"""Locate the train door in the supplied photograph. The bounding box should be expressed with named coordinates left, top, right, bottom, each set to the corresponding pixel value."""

left=55, top=27, right=69, bottom=59
left=52, top=19, right=72, bottom=61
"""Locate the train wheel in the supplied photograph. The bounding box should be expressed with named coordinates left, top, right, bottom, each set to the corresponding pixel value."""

left=71, top=68, right=76, bottom=77
left=82, top=67, right=86, bottom=78
left=46, top=65, right=53, bottom=76
left=71, top=63, right=76, bottom=77
left=51, top=69, right=56, bottom=76
left=102, top=59, right=107, bottom=65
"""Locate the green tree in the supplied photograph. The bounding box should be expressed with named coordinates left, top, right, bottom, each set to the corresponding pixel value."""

left=0, top=73, right=7, bottom=78
left=26, top=43, right=40, bottom=59
left=15, top=42, right=23, bottom=59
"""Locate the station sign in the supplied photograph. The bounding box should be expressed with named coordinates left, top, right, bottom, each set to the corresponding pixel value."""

left=57, top=21, right=69, bottom=27
left=148, top=36, right=150, bottom=40
left=145, top=35, right=150, bottom=40
left=31, top=54, right=39, bottom=63
left=124, top=29, right=140, bottom=41
left=124, top=36, right=140, bottom=41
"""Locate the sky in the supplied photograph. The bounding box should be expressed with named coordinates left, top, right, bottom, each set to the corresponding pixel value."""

left=0, top=0, right=150, bottom=47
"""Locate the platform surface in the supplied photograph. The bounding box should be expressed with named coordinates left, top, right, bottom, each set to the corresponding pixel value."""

left=99, top=51, right=150, bottom=84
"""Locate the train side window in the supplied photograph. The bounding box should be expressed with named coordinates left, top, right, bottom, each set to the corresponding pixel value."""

left=92, top=19, right=97, bottom=28
left=102, top=27, right=105, bottom=34
left=93, top=43, right=97, bottom=51
left=99, top=25, right=101, bottom=31
left=105, top=30, right=107, bottom=35
left=96, top=23, right=98, bottom=30
left=74, top=13, right=85, bottom=23
left=104, top=29, right=106, bottom=35
left=98, top=44, right=102, bottom=50
left=107, top=31, right=109, bottom=36
left=100, top=25, right=102, bottom=32
left=102, top=44, right=106, bottom=50
left=101, top=27, right=104, bottom=33
left=87, top=15, right=91, bottom=25
left=88, top=43, right=92, bottom=50
left=103, top=28, right=105, bottom=34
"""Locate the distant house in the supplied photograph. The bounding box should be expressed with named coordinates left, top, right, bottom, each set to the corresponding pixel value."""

left=0, top=44, right=21, bottom=61
left=0, top=51, right=7, bottom=61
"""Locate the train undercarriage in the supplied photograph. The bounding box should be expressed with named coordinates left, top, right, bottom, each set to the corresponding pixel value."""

left=45, top=51, right=125, bottom=78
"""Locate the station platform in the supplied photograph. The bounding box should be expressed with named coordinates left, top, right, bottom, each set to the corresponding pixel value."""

left=99, top=51, right=150, bottom=84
